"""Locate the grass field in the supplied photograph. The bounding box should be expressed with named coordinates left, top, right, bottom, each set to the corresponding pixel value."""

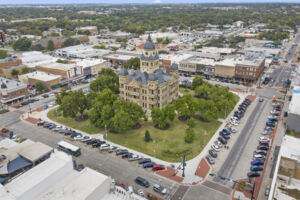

left=47, top=109, right=103, bottom=134
left=107, top=118, right=221, bottom=162
left=179, top=87, right=195, bottom=96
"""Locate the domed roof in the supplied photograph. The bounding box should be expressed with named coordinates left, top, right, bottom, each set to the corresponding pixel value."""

left=144, top=34, right=155, bottom=50
left=119, top=68, right=128, bottom=76
left=170, top=63, right=178, bottom=70
left=148, top=74, right=157, bottom=81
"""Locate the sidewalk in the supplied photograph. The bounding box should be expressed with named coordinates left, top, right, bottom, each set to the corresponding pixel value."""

left=180, top=92, right=248, bottom=184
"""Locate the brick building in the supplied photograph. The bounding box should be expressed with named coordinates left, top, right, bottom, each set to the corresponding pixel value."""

left=0, top=57, right=22, bottom=74
left=0, top=77, right=28, bottom=104
left=19, top=71, right=61, bottom=90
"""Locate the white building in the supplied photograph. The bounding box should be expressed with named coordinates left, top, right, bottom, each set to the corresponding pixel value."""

left=268, top=135, right=300, bottom=200
left=55, top=45, right=110, bottom=59
left=0, top=151, right=145, bottom=200
left=21, top=51, right=57, bottom=69
left=287, top=86, right=300, bottom=133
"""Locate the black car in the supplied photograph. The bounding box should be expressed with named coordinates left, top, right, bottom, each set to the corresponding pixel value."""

left=248, top=171, right=260, bottom=178
left=138, top=158, right=151, bottom=164
left=219, top=132, right=230, bottom=140
left=218, top=137, right=227, bottom=144
left=43, top=122, right=51, bottom=128
left=42, top=94, right=49, bottom=98
left=135, top=177, right=150, bottom=188
left=21, top=101, right=29, bottom=105
left=122, top=152, right=133, bottom=159
left=87, top=139, right=97, bottom=145
left=257, top=145, right=269, bottom=151
left=209, top=149, right=217, bottom=158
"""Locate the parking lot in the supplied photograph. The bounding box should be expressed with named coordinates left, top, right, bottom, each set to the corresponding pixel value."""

left=2, top=113, right=179, bottom=199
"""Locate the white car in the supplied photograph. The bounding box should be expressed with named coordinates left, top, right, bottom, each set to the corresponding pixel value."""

left=81, top=136, right=92, bottom=142
left=230, top=121, right=238, bottom=126
left=137, top=189, right=145, bottom=197
left=254, top=154, right=265, bottom=159
left=128, top=154, right=142, bottom=161
left=37, top=96, right=44, bottom=100
left=100, top=144, right=110, bottom=150
left=259, top=137, right=270, bottom=143
left=74, top=135, right=84, bottom=141
left=49, top=93, right=55, bottom=96
left=214, top=140, right=223, bottom=148
left=211, top=144, right=220, bottom=152
left=153, top=184, right=167, bottom=195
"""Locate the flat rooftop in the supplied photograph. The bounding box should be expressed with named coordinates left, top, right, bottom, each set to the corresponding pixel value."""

left=280, top=135, right=300, bottom=161
left=182, top=57, right=215, bottom=66
left=37, top=62, right=77, bottom=71
left=74, top=58, right=107, bottom=67
left=24, top=71, right=61, bottom=81
left=0, top=78, right=27, bottom=94
left=37, top=168, right=110, bottom=200
left=104, top=53, right=137, bottom=61
left=288, top=86, right=300, bottom=115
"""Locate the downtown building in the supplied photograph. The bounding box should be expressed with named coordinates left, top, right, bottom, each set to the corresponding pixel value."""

left=119, top=35, right=179, bottom=114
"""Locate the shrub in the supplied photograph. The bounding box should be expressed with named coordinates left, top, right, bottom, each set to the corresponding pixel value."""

left=144, top=130, right=151, bottom=142
left=184, top=128, right=195, bottom=143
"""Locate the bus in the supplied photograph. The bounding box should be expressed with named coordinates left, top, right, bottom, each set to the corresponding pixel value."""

left=57, top=141, right=81, bottom=157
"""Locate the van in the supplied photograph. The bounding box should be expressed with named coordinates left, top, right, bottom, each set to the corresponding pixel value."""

left=135, top=177, right=150, bottom=188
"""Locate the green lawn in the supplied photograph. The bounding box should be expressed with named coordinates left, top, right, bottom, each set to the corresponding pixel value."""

left=107, top=118, right=221, bottom=162
left=179, top=87, right=195, bottom=96
left=47, top=109, right=103, bottom=134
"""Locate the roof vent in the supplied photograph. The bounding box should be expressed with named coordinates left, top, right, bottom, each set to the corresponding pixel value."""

left=1, top=82, right=7, bottom=89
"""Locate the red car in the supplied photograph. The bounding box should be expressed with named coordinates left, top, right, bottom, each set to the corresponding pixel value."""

left=37, top=120, right=45, bottom=126
left=118, top=184, right=125, bottom=189
left=152, top=164, right=165, bottom=171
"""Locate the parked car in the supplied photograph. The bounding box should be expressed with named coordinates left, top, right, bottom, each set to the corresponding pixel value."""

left=135, top=177, right=150, bottom=188
left=251, top=159, right=264, bottom=166
left=265, top=126, right=275, bottom=131
left=220, top=132, right=230, bottom=140
left=152, top=164, right=165, bottom=171
left=143, top=162, right=156, bottom=168
left=129, top=154, right=142, bottom=161
left=206, top=155, right=215, bottom=165
left=259, top=98, right=264, bottom=102
left=254, top=150, right=267, bottom=155
left=37, top=120, right=44, bottom=126
left=116, top=149, right=128, bottom=155
left=211, top=144, right=221, bottom=152
left=137, top=189, right=145, bottom=198
left=247, top=171, right=260, bottom=178
left=222, top=129, right=231, bottom=135
left=262, top=130, right=273, bottom=135
left=122, top=152, right=133, bottom=159
left=74, top=135, right=84, bottom=141
left=257, top=145, right=269, bottom=151
left=108, top=146, right=118, bottom=153
left=228, top=126, right=237, bottom=133
left=250, top=165, right=263, bottom=171
left=214, top=140, right=223, bottom=148
left=259, top=137, right=270, bottom=143
left=100, top=144, right=110, bottom=150
left=138, top=158, right=151, bottom=164
left=153, top=184, right=167, bottom=195
left=209, top=149, right=217, bottom=158
left=218, top=137, right=227, bottom=144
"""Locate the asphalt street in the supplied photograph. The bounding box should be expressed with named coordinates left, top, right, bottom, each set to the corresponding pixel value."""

left=0, top=111, right=231, bottom=200
left=213, top=100, right=266, bottom=184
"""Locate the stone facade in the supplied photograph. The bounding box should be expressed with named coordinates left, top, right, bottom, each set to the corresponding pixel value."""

left=119, top=35, right=179, bottom=114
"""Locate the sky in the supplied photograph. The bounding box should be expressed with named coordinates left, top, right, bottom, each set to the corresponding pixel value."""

left=0, top=0, right=299, bottom=5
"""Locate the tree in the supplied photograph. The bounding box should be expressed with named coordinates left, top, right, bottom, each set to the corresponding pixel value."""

left=60, top=92, right=78, bottom=118
left=111, top=110, right=134, bottom=133
left=21, top=67, right=29, bottom=74
left=12, top=37, right=32, bottom=51
left=192, top=77, right=204, bottom=90
left=195, top=84, right=211, bottom=99
left=93, top=44, right=105, bottom=49
left=122, top=57, right=140, bottom=70
left=89, top=88, right=117, bottom=128
left=151, top=108, right=167, bottom=128
left=175, top=95, right=197, bottom=120
left=144, top=130, right=151, bottom=142
left=55, top=88, right=68, bottom=105
left=63, top=37, right=80, bottom=47
left=47, top=40, right=55, bottom=51
left=0, top=50, right=8, bottom=59
left=90, top=69, right=119, bottom=93
left=11, top=69, right=19, bottom=77
left=35, top=81, right=46, bottom=93
left=184, top=128, right=195, bottom=143
left=163, top=104, right=176, bottom=122
left=73, top=90, right=89, bottom=119
left=186, top=118, right=196, bottom=128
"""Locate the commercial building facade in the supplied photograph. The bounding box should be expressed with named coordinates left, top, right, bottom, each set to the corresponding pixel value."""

left=0, top=77, right=28, bottom=104
left=19, top=71, right=61, bottom=90
left=0, top=57, right=22, bottom=74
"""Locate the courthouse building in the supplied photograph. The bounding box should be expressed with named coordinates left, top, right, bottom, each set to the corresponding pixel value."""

left=119, top=35, right=179, bottom=114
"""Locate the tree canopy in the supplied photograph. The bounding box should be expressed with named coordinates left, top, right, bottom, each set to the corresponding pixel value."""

left=12, top=37, right=32, bottom=51
left=90, top=68, right=119, bottom=93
